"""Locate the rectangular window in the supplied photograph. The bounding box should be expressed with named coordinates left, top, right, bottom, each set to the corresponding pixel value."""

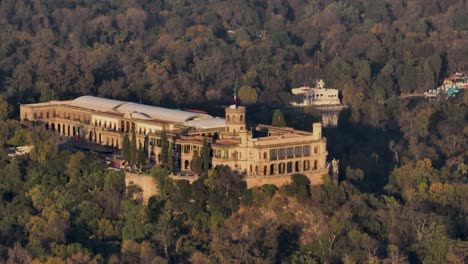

left=303, top=145, right=311, bottom=157
left=46, top=112, right=50, bottom=118
left=184, top=145, right=191, bottom=153
left=286, top=147, right=294, bottom=158
left=150, top=138, right=156, bottom=146
left=278, top=148, right=285, bottom=160
left=222, top=150, right=229, bottom=159
left=270, top=149, right=277, bottom=160
left=33, top=113, right=37, bottom=119
left=214, top=149, right=221, bottom=158
left=295, top=146, right=302, bottom=157
left=156, top=139, right=161, bottom=147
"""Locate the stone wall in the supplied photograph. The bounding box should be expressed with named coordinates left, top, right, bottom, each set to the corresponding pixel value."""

left=125, top=169, right=328, bottom=204
left=245, top=168, right=327, bottom=188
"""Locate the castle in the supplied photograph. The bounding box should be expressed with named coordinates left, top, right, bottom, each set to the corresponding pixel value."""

left=20, top=96, right=329, bottom=186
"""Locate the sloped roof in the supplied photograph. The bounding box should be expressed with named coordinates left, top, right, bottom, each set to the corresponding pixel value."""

left=69, top=96, right=224, bottom=127
left=184, top=117, right=225, bottom=129
left=70, top=96, right=125, bottom=112
left=118, top=102, right=208, bottom=123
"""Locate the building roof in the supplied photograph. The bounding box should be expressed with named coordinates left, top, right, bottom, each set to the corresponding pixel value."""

left=185, top=117, right=226, bottom=129
left=70, top=96, right=125, bottom=112
left=68, top=96, right=225, bottom=129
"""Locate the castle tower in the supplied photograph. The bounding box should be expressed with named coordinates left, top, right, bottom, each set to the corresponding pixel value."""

left=312, top=122, right=322, bottom=140
left=225, top=105, right=246, bottom=134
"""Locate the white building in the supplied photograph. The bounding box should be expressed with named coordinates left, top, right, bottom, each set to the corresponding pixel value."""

left=291, top=80, right=341, bottom=106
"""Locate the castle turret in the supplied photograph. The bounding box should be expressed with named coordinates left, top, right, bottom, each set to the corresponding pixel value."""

left=312, top=122, right=322, bottom=140
left=225, top=105, right=246, bottom=134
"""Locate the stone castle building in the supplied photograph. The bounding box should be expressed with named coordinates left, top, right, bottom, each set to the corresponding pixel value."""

left=20, top=96, right=329, bottom=185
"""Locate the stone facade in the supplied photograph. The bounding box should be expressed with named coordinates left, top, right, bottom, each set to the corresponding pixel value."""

left=20, top=96, right=330, bottom=186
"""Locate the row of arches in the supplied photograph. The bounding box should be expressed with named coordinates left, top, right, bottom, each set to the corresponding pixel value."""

left=248, top=160, right=319, bottom=176
left=46, top=122, right=121, bottom=148
left=88, top=130, right=120, bottom=148
left=94, top=120, right=117, bottom=130
left=226, top=114, right=244, bottom=123
left=46, top=122, right=76, bottom=137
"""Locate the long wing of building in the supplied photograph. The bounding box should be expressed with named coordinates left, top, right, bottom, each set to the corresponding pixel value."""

left=20, top=95, right=331, bottom=187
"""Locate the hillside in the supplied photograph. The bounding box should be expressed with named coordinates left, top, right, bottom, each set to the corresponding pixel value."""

left=0, top=1, right=467, bottom=263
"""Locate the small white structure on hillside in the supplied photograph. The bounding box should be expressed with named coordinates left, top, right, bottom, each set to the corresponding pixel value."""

left=291, top=80, right=341, bottom=106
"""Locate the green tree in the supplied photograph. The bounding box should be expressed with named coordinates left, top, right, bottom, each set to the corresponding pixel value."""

left=412, top=224, right=450, bottom=264
left=153, top=208, right=182, bottom=261
left=201, top=137, right=210, bottom=172
left=28, top=127, right=58, bottom=165
left=121, top=201, right=152, bottom=241
left=161, top=126, right=169, bottom=167
left=37, top=81, right=56, bottom=103
left=104, top=170, right=126, bottom=195
left=168, top=143, right=174, bottom=173
left=204, top=165, right=247, bottom=217
left=7, top=127, right=29, bottom=146
left=190, top=152, right=203, bottom=175
left=272, top=109, right=287, bottom=127
left=66, top=152, right=86, bottom=178
left=122, top=134, right=131, bottom=163
left=0, top=95, right=9, bottom=121
left=285, top=174, right=311, bottom=202
left=136, top=141, right=146, bottom=168
left=345, top=167, right=364, bottom=184
left=150, top=165, right=173, bottom=198
left=238, top=85, right=258, bottom=105
left=130, top=131, right=137, bottom=166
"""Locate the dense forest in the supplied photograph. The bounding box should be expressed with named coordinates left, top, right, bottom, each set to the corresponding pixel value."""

left=0, top=0, right=467, bottom=263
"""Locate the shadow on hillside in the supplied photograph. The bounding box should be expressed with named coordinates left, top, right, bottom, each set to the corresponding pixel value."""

left=324, top=109, right=399, bottom=193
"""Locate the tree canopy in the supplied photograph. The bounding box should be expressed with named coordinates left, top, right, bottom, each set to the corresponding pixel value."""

left=0, top=0, right=467, bottom=263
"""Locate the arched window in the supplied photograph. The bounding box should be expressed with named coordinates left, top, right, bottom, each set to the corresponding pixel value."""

left=279, top=163, right=285, bottom=174
left=240, top=114, right=244, bottom=122
left=263, top=152, right=268, bottom=160
left=270, top=164, right=275, bottom=175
